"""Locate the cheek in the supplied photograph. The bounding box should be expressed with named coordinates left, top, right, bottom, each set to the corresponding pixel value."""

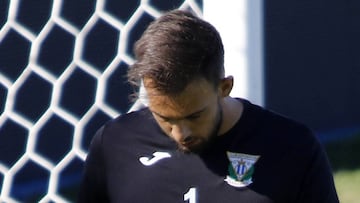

left=158, top=122, right=172, bottom=135
left=201, top=109, right=219, bottom=133
left=190, top=116, right=216, bottom=136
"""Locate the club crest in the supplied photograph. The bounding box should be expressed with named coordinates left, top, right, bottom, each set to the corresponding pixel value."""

left=225, top=152, right=260, bottom=188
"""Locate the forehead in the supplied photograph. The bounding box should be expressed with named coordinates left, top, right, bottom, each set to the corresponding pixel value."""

left=144, top=78, right=217, bottom=118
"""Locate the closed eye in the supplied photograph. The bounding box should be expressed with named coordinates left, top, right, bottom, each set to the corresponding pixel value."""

left=152, top=108, right=206, bottom=122
left=156, top=114, right=171, bottom=122
left=185, top=114, right=201, bottom=120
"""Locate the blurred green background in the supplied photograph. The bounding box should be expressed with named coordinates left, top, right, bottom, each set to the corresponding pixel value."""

left=325, top=133, right=360, bottom=203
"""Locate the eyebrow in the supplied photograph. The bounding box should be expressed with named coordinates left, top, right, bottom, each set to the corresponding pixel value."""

left=152, top=107, right=207, bottom=120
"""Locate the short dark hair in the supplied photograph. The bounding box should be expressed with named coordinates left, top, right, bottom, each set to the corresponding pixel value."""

left=127, top=9, right=224, bottom=95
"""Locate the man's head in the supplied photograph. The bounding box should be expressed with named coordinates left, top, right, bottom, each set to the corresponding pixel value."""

left=128, top=10, right=233, bottom=153
left=128, top=9, right=225, bottom=94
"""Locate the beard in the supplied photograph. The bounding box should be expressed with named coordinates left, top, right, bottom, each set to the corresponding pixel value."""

left=178, top=102, right=223, bottom=154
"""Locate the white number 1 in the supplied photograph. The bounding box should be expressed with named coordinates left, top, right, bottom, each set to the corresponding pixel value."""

left=184, top=187, right=197, bottom=203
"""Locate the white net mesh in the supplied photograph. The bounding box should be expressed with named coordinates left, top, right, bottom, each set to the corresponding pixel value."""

left=0, top=1, right=202, bottom=202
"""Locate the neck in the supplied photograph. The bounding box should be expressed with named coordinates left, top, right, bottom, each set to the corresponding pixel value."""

left=218, top=97, right=243, bottom=135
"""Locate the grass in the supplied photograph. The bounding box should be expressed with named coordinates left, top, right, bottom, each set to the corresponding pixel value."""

left=333, top=169, right=360, bottom=203
left=325, top=132, right=360, bottom=203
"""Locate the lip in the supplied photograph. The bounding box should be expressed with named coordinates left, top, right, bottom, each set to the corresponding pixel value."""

left=182, top=140, right=195, bottom=147
left=181, top=138, right=200, bottom=149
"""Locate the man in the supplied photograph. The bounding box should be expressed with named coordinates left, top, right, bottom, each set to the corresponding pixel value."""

left=78, top=9, right=339, bottom=202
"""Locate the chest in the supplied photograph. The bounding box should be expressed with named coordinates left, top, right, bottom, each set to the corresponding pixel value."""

left=104, top=147, right=272, bottom=203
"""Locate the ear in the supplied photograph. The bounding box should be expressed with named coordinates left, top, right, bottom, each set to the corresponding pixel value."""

left=218, top=76, right=234, bottom=97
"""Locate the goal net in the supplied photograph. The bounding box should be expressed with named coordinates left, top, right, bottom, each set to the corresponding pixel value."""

left=0, top=1, right=202, bottom=202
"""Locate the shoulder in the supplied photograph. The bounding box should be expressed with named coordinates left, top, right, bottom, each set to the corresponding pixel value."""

left=237, top=99, right=321, bottom=156
left=238, top=100, right=337, bottom=202
left=242, top=99, right=313, bottom=138
left=110, top=108, right=153, bottom=127
left=101, top=108, right=154, bottom=135
left=88, top=108, right=156, bottom=150
left=79, top=109, right=152, bottom=202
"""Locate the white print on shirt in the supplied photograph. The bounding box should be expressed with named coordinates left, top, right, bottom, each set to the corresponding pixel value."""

left=139, top=151, right=171, bottom=166
left=184, top=187, right=197, bottom=203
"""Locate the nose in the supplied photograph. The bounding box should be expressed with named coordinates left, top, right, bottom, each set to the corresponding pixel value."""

left=170, top=123, right=192, bottom=143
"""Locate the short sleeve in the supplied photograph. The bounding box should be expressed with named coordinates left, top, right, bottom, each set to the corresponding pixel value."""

left=296, top=135, right=339, bottom=203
